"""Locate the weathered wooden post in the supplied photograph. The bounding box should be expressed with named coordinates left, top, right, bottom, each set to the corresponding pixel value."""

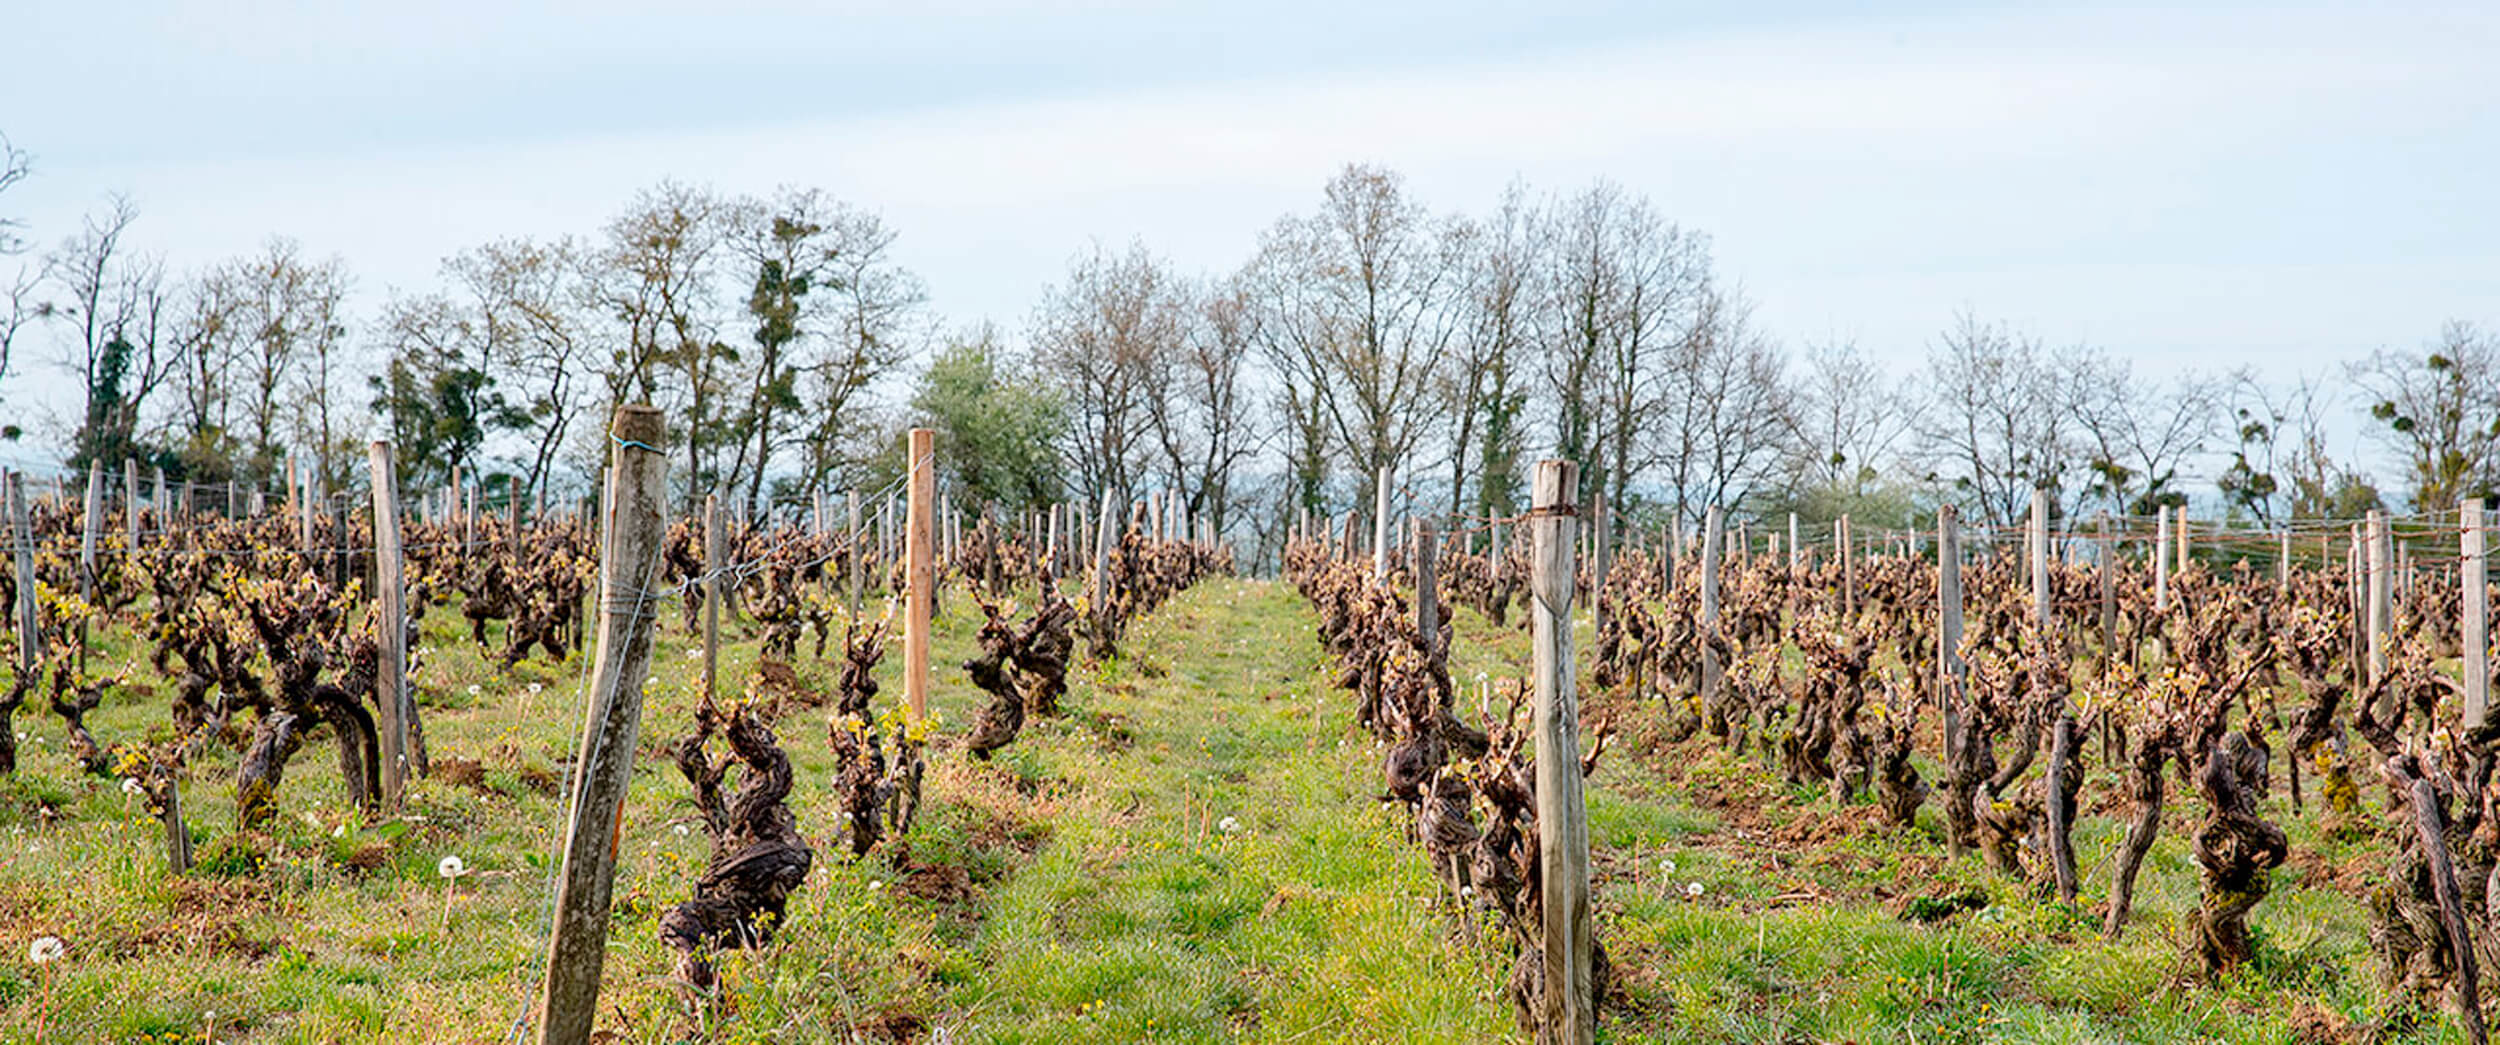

left=2176, top=508, right=2190, bottom=575
left=7, top=474, right=38, bottom=667
left=1590, top=491, right=1610, bottom=631
left=1840, top=513, right=1857, bottom=615
left=1527, top=459, right=1594, bottom=1044
left=122, top=459, right=140, bottom=553
left=847, top=490, right=864, bottom=620
left=1489, top=517, right=1506, bottom=590
left=1091, top=490, right=1117, bottom=603
left=537, top=406, right=670, bottom=1045
left=904, top=428, right=936, bottom=721
left=2154, top=506, right=2171, bottom=612
left=2278, top=529, right=2291, bottom=589
left=2098, top=513, right=2117, bottom=671
left=2465, top=497, right=2489, bottom=730
left=1416, top=518, right=1439, bottom=642
left=2030, top=488, right=2051, bottom=630
left=1701, top=505, right=1724, bottom=713
left=1372, top=466, right=1392, bottom=580
left=703, top=494, right=723, bottom=704
left=1787, top=512, right=1800, bottom=574
left=368, top=442, right=412, bottom=810
left=74, top=462, right=102, bottom=669
left=1938, top=503, right=1964, bottom=706
left=2369, top=509, right=2393, bottom=701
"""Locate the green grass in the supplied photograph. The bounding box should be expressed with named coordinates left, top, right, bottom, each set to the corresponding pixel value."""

left=0, top=577, right=2475, bottom=1042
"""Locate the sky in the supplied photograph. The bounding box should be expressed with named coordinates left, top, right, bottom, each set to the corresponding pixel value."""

left=2, top=1, right=2495, bottom=467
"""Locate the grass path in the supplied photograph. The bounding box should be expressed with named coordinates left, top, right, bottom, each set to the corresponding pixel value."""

left=927, top=577, right=1512, bottom=1042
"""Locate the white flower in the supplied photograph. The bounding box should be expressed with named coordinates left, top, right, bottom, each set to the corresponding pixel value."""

left=466, top=684, right=482, bottom=697
left=672, top=824, right=689, bottom=838
left=685, top=647, right=702, bottom=660
left=1217, top=816, right=1241, bottom=835
left=121, top=777, right=143, bottom=795
left=331, top=825, right=345, bottom=838
left=27, top=936, right=63, bottom=964
left=437, top=855, right=468, bottom=879
left=867, top=879, right=885, bottom=892
left=1685, top=882, right=1705, bottom=898
left=1660, top=858, right=1677, bottom=877
left=527, top=683, right=543, bottom=695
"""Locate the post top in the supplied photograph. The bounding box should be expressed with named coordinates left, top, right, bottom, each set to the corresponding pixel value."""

left=612, top=404, right=666, bottom=446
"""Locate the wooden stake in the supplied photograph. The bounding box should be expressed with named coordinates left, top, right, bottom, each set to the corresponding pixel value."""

left=703, top=494, right=722, bottom=705
left=1527, top=459, right=1594, bottom=1044
left=2154, top=506, right=2171, bottom=612
left=1416, top=518, right=1439, bottom=642
left=2030, top=488, right=2051, bottom=630
left=1373, top=466, right=1392, bottom=579
left=7, top=473, right=38, bottom=667
left=537, top=405, right=670, bottom=1045
left=368, top=442, right=412, bottom=810
left=904, top=428, right=936, bottom=721
left=2466, top=497, right=2489, bottom=730
left=122, top=459, right=139, bottom=554
left=2369, top=509, right=2393, bottom=697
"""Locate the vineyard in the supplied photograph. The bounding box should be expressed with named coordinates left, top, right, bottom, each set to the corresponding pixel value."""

left=1, top=421, right=2498, bottom=1045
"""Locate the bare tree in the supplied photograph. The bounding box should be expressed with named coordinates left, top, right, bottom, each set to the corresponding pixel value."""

left=1917, top=312, right=2078, bottom=527
left=1032, top=240, right=1188, bottom=510
left=206, top=238, right=350, bottom=483
left=2349, top=321, right=2500, bottom=511
left=1144, top=277, right=1263, bottom=536
left=1444, top=183, right=1538, bottom=520
left=591, top=182, right=727, bottom=506
left=42, top=197, right=179, bottom=469
left=1243, top=164, right=1461, bottom=485
left=165, top=271, right=243, bottom=476
left=2066, top=351, right=2218, bottom=517
left=1651, top=285, right=1792, bottom=523
left=0, top=134, right=29, bottom=408
left=0, top=133, right=29, bottom=257
left=1786, top=340, right=1917, bottom=495
left=448, top=237, right=591, bottom=501
left=795, top=205, right=921, bottom=500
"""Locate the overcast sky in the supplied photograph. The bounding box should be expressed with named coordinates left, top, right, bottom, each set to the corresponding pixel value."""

left=3, top=1, right=2494, bottom=435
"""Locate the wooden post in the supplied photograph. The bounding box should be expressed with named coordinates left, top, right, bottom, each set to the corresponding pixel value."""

left=2349, top=524, right=2367, bottom=676
left=1372, top=466, right=1392, bottom=579
left=2369, top=509, right=2393, bottom=697
left=2176, top=508, right=2190, bottom=575
left=77, top=463, right=102, bottom=667
left=2278, top=529, right=2291, bottom=589
left=7, top=474, right=38, bottom=667
left=1787, top=513, right=1800, bottom=573
left=1591, top=490, right=1610, bottom=630
left=2465, top=497, right=2489, bottom=730
left=122, top=459, right=139, bottom=553
left=152, top=465, right=166, bottom=522
left=1527, top=459, right=1594, bottom=1044
left=537, top=407, right=670, bottom=1045
left=1938, top=504, right=1964, bottom=700
left=1091, top=490, right=1117, bottom=603
left=904, top=428, right=936, bottom=721
left=847, top=490, right=864, bottom=620
left=1701, top=505, right=1724, bottom=707
left=703, top=494, right=722, bottom=704
left=2098, top=513, right=2117, bottom=670
left=368, top=441, right=412, bottom=810
left=2030, top=488, right=2051, bottom=630
left=1489, top=520, right=1504, bottom=594
left=1839, top=514, right=1856, bottom=615
left=1416, top=518, right=1439, bottom=642
left=2154, top=506, right=2171, bottom=612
